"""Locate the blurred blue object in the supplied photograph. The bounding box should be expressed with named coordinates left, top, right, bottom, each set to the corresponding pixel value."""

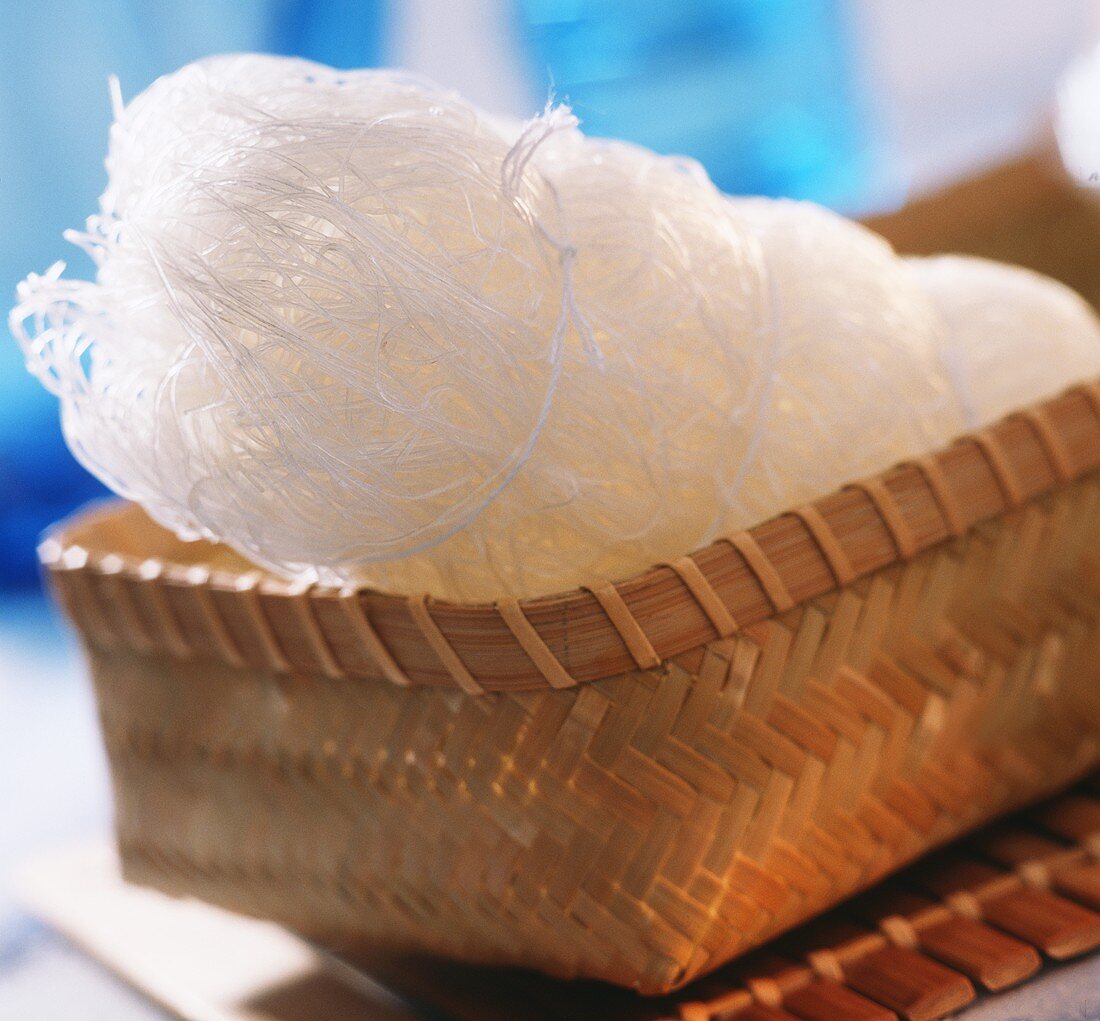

left=268, top=0, right=388, bottom=67
left=514, top=0, right=871, bottom=206
left=0, top=1, right=385, bottom=589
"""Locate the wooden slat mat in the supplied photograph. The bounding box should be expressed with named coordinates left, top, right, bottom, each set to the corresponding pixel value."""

left=344, top=775, right=1100, bottom=1021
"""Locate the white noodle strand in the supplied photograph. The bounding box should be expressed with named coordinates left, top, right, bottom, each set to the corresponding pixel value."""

left=20, top=56, right=1092, bottom=602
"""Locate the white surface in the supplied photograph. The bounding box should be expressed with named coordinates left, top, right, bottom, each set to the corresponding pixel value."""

left=0, top=593, right=110, bottom=924
left=15, top=843, right=417, bottom=1021
left=0, top=591, right=140, bottom=1018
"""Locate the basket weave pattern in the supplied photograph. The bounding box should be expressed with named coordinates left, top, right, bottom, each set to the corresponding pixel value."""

left=43, top=384, right=1100, bottom=993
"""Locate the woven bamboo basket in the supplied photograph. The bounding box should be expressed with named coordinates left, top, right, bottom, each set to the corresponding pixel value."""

left=41, top=381, right=1100, bottom=995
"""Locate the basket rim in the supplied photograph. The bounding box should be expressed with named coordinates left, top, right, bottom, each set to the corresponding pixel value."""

left=40, top=379, right=1100, bottom=692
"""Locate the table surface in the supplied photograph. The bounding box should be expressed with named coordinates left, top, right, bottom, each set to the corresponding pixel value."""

left=2, top=589, right=1098, bottom=1021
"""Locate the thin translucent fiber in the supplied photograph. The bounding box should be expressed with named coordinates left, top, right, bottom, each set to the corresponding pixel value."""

left=908, top=255, right=1100, bottom=429
left=13, top=55, right=1095, bottom=602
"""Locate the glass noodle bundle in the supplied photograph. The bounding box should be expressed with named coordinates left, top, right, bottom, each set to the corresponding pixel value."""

left=12, top=55, right=1100, bottom=601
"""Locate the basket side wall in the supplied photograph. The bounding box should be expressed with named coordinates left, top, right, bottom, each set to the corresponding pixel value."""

left=86, top=481, right=1100, bottom=993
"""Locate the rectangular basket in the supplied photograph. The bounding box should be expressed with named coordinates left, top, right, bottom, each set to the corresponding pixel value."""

left=41, top=382, right=1100, bottom=994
